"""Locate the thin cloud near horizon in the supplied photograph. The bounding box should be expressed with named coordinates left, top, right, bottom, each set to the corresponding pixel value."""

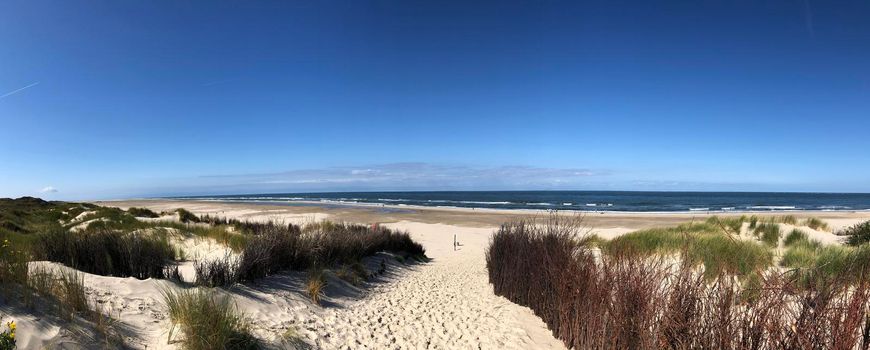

left=196, top=163, right=605, bottom=188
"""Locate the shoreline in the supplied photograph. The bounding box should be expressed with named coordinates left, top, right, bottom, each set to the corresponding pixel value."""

left=95, top=198, right=870, bottom=232
left=100, top=197, right=870, bottom=216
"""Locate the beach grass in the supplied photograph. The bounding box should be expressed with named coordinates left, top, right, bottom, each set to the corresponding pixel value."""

left=780, top=240, right=821, bottom=269
left=783, top=228, right=809, bottom=247
left=0, top=238, right=29, bottom=291
left=602, top=222, right=772, bottom=278
left=773, top=215, right=798, bottom=225
left=752, top=222, right=781, bottom=247
left=54, top=269, right=90, bottom=321
left=780, top=230, right=870, bottom=283
left=194, top=254, right=239, bottom=288
left=802, top=217, right=829, bottom=231
left=705, top=216, right=743, bottom=234
left=335, top=263, right=366, bottom=286
left=34, top=229, right=176, bottom=279
left=162, top=288, right=258, bottom=350
left=19, top=265, right=120, bottom=345
left=194, top=220, right=426, bottom=287
left=748, top=215, right=759, bottom=229
left=306, top=268, right=327, bottom=305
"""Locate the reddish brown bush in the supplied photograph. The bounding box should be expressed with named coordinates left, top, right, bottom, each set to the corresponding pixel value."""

left=486, top=216, right=870, bottom=350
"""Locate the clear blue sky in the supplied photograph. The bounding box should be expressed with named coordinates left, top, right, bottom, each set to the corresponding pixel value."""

left=1, top=1, right=869, bottom=199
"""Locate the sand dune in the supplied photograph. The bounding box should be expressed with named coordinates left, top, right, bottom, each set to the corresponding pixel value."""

left=6, top=200, right=869, bottom=349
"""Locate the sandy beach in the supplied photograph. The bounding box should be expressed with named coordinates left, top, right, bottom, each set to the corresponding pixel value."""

left=6, top=2, right=870, bottom=348
left=5, top=199, right=869, bottom=349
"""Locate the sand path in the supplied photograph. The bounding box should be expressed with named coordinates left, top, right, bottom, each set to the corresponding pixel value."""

left=311, top=222, right=566, bottom=349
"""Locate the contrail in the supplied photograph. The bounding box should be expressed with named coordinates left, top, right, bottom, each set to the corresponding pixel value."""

left=802, top=0, right=815, bottom=39
left=0, top=81, right=40, bottom=100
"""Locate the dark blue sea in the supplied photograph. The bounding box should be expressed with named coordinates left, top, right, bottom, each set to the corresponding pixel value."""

left=171, top=191, right=870, bottom=212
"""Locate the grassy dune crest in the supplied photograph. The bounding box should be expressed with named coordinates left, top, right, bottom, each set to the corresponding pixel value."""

left=602, top=222, right=772, bottom=278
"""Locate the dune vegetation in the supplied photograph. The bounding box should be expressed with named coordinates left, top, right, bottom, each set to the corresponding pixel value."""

left=127, top=207, right=159, bottom=218
left=0, top=196, right=427, bottom=349
left=602, top=221, right=772, bottom=279
left=194, top=220, right=425, bottom=288
left=162, top=288, right=258, bottom=350
left=487, top=214, right=870, bottom=350
left=844, top=219, right=870, bottom=246
left=0, top=197, right=424, bottom=284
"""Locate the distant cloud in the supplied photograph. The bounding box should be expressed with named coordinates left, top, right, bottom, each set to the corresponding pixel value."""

left=0, top=82, right=40, bottom=100
left=40, top=186, right=58, bottom=193
left=195, top=162, right=606, bottom=192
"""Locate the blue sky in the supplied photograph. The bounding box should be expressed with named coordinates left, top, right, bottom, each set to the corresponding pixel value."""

left=1, top=1, right=869, bottom=199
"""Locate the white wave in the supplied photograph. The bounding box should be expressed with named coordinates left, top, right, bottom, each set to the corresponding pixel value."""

left=457, top=201, right=512, bottom=205
left=689, top=208, right=710, bottom=211
left=747, top=206, right=797, bottom=210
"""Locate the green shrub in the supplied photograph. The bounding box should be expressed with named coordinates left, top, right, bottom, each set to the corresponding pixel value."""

left=162, top=288, right=257, bottom=350
left=128, top=207, right=159, bottom=218
left=844, top=220, right=870, bottom=246
left=176, top=209, right=200, bottom=224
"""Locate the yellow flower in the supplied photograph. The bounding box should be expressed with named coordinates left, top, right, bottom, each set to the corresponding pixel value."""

left=7, top=321, right=14, bottom=330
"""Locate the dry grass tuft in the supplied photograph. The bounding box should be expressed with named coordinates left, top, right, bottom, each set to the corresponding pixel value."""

left=305, top=269, right=327, bottom=305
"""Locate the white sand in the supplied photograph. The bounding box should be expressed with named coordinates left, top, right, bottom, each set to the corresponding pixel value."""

left=309, top=221, right=567, bottom=349
left=3, top=219, right=568, bottom=349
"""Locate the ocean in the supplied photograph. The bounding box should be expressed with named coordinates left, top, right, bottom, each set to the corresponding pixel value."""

left=171, top=191, right=870, bottom=212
